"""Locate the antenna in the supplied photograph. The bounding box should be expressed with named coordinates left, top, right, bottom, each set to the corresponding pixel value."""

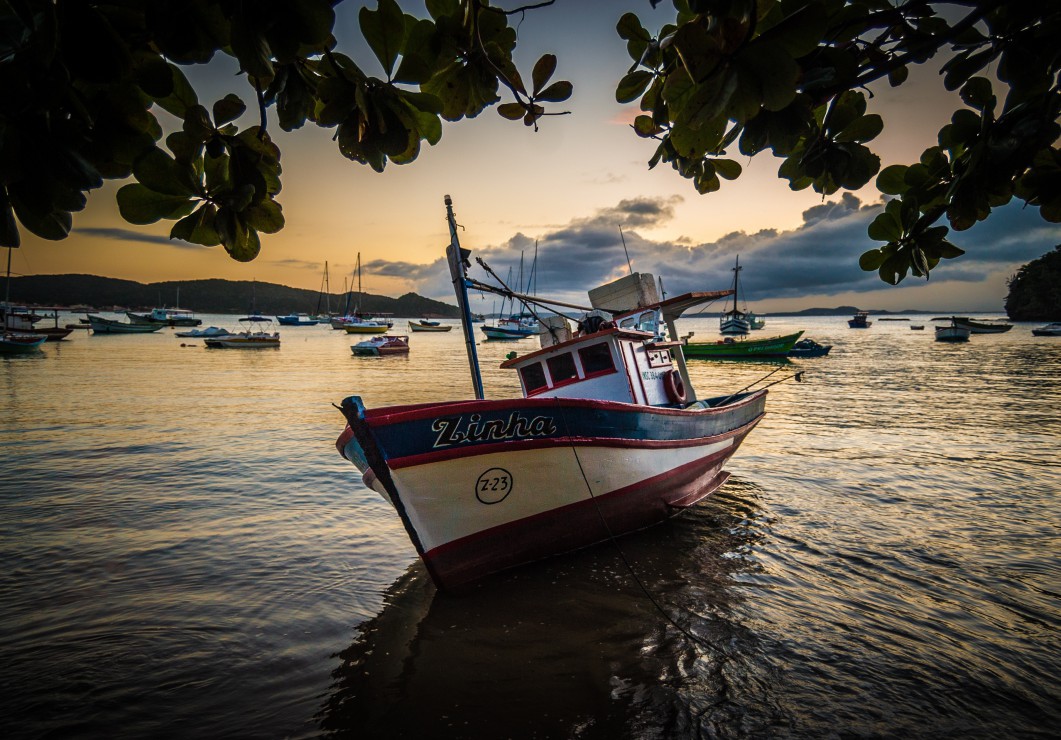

left=619, top=226, right=633, bottom=275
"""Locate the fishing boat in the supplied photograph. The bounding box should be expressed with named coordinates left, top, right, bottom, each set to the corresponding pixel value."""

left=351, top=334, right=410, bottom=356
left=204, top=318, right=280, bottom=348
left=935, top=319, right=970, bottom=342
left=848, top=311, right=872, bottom=328
left=408, top=319, right=453, bottom=332
left=950, top=316, right=1013, bottom=333
left=1031, top=322, right=1061, bottom=336
left=87, top=315, right=165, bottom=334
left=276, top=313, right=319, bottom=326
left=335, top=196, right=792, bottom=592
left=788, top=338, right=832, bottom=357
left=747, top=312, right=766, bottom=330
left=1, top=249, right=54, bottom=347
left=29, top=308, right=72, bottom=340
left=719, top=256, right=751, bottom=335
left=685, top=331, right=804, bottom=359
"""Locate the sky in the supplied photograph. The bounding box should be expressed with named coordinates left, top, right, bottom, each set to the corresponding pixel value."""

left=13, top=1, right=1060, bottom=312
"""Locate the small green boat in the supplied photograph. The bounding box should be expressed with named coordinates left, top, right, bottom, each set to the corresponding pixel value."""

left=684, top=330, right=804, bottom=358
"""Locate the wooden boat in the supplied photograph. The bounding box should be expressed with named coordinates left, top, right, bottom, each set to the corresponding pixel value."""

left=336, top=196, right=781, bottom=592
left=788, top=338, right=832, bottom=357
left=1031, top=322, right=1061, bottom=336
left=409, top=319, right=453, bottom=332
left=352, top=334, right=410, bottom=356
left=204, top=318, right=280, bottom=348
left=950, top=316, right=1013, bottom=333
left=87, top=315, right=164, bottom=334
left=685, top=331, right=804, bottom=359
left=0, top=331, right=47, bottom=353
left=719, top=257, right=751, bottom=336
left=848, top=311, right=872, bottom=328
left=935, top=320, right=970, bottom=342
left=276, top=313, right=319, bottom=326
left=910, top=324, right=925, bottom=330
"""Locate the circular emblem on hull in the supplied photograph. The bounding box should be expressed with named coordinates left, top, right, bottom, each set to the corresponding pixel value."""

left=476, top=468, right=513, bottom=504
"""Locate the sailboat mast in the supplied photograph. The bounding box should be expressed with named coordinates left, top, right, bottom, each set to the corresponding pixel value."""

left=444, top=195, right=484, bottom=400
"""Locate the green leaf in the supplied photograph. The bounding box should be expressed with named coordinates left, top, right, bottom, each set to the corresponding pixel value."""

left=133, top=148, right=196, bottom=196
left=859, top=248, right=887, bottom=270
left=151, top=64, right=199, bottom=119
left=835, top=114, right=883, bottom=143
left=535, top=81, right=572, bottom=103
left=713, top=158, right=742, bottom=180
left=497, top=103, right=525, bottom=121
left=867, top=210, right=902, bottom=242
left=394, top=19, right=440, bottom=85
left=360, top=0, right=405, bottom=77
left=243, top=198, right=285, bottom=234
left=616, top=71, right=653, bottom=104
left=229, top=16, right=275, bottom=86
left=616, top=12, right=650, bottom=43
left=531, top=54, right=556, bottom=96
left=170, top=204, right=220, bottom=246
left=633, top=115, right=661, bottom=137
left=959, top=76, right=995, bottom=111
left=877, top=165, right=909, bottom=195
left=116, top=183, right=196, bottom=224
left=213, top=94, right=247, bottom=126
left=183, top=105, right=215, bottom=143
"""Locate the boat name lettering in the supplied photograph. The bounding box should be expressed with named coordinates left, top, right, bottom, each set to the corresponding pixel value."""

left=641, top=370, right=667, bottom=380
left=430, top=412, right=558, bottom=448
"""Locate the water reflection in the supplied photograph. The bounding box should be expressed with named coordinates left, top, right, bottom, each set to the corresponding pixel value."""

left=316, top=487, right=782, bottom=739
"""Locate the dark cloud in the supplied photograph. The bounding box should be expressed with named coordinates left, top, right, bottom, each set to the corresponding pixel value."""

left=370, top=196, right=1061, bottom=307
left=76, top=227, right=208, bottom=248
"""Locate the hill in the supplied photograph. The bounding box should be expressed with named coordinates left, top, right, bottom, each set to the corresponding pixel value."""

left=8, top=274, right=460, bottom=318
left=1005, top=246, right=1060, bottom=321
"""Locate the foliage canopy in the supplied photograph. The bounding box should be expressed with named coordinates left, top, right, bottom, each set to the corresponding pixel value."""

left=0, top=0, right=1058, bottom=285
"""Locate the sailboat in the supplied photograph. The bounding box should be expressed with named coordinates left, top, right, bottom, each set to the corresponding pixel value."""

left=480, top=250, right=539, bottom=340
left=312, top=262, right=333, bottom=321
left=719, top=256, right=752, bottom=336
left=1, top=247, right=47, bottom=353
left=337, top=253, right=388, bottom=334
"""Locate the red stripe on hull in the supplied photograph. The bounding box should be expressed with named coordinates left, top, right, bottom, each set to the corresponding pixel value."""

left=419, top=425, right=756, bottom=590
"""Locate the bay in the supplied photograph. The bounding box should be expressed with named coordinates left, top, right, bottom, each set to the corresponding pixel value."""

left=2, top=313, right=1059, bottom=738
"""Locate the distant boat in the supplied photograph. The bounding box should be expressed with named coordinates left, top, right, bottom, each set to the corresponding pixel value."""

left=685, top=331, right=803, bottom=359
left=848, top=311, right=872, bottom=328
left=950, top=317, right=1013, bottom=334
left=935, top=320, right=971, bottom=342
left=910, top=324, right=925, bottom=330
left=879, top=317, right=911, bottom=321
left=204, top=318, right=280, bottom=348
left=719, top=256, right=751, bottom=336
left=87, top=315, right=165, bottom=334
left=174, top=326, right=233, bottom=338
left=480, top=315, right=538, bottom=339
left=788, top=338, right=832, bottom=357
left=351, top=334, right=410, bottom=356
left=1031, top=322, right=1061, bottom=336
left=0, top=330, right=46, bottom=353
left=747, top=312, right=766, bottom=330
left=276, top=313, right=319, bottom=326
left=408, top=319, right=453, bottom=332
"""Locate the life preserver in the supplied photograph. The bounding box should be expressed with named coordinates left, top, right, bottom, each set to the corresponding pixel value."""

left=663, top=369, right=687, bottom=405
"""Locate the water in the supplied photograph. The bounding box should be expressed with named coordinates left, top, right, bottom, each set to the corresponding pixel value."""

left=2, top=314, right=1059, bottom=739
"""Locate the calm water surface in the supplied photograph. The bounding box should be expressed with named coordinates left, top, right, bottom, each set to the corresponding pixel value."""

left=1, top=314, right=1058, bottom=739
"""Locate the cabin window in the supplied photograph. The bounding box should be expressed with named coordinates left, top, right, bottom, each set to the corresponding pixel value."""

left=546, top=352, right=578, bottom=384
left=578, top=342, right=614, bottom=374
left=519, top=362, right=548, bottom=393
left=637, top=310, right=658, bottom=333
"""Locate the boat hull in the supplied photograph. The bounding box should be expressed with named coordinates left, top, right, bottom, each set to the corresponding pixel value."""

left=337, top=391, right=766, bottom=591
left=0, top=332, right=47, bottom=353
left=935, top=326, right=970, bottom=342
left=480, top=325, right=535, bottom=339
left=409, top=321, right=452, bottom=332
left=88, top=316, right=164, bottom=333
left=204, top=336, right=280, bottom=348
left=686, top=331, right=804, bottom=358
left=951, top=317, right=1012, bottom=333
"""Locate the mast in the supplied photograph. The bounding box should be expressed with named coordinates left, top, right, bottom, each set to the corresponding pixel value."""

left=3, top=247, right=10, bottom=330
left=444, top=195, right=485, bottom=400
left=729, top=255, right=742, bottom=315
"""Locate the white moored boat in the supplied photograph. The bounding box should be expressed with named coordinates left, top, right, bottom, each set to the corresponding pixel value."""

left=335, top=196, right=790, bottom=592
left=204, top=318, right=280, bottom=348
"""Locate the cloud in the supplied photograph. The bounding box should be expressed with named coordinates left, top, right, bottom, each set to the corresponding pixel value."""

left=75, top=227, right=210, bottom=249
left=363, top=195, right=1061, bottom=309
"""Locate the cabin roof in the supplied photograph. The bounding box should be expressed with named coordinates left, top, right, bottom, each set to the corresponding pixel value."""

left=498, top=326, right=653, bottom=368
left=612, top=290, right=732, bottom=324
